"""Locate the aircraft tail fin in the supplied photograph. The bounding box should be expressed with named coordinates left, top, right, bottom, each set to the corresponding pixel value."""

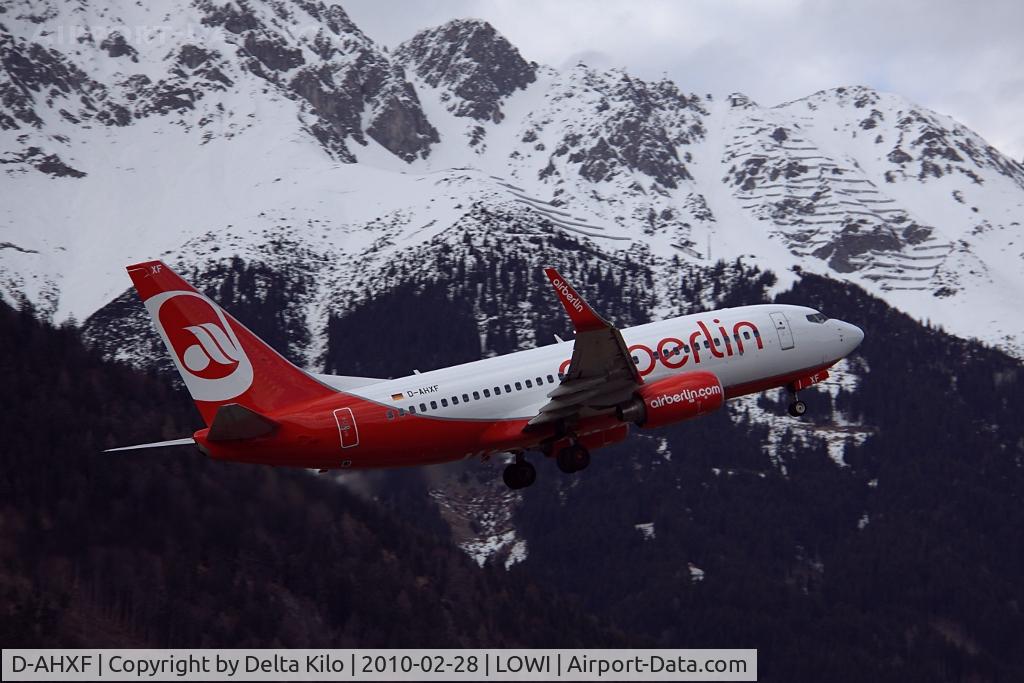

left=126, top=260, right=335, bottom=425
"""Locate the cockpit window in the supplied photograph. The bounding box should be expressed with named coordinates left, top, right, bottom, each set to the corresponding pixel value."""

left=806, top=313, right=828, bottom=324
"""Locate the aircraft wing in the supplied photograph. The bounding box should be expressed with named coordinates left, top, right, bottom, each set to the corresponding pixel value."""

left=526, top=268, right=642, bottom=429
left=311, top=373, right=388, bottom=391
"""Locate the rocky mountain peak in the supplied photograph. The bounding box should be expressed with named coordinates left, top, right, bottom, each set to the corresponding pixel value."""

left=194, top=0, right=438, bottom=161
left=395, top=18, right=536, bottom=122
left=516, top=65, right=708, bottom=190
left=782, top=85, right=1024, bottom=189
left=0, top=0, right=438, bottom=164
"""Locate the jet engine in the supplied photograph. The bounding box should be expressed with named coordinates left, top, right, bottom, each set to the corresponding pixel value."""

left=616, top=371, right=724, bottom=428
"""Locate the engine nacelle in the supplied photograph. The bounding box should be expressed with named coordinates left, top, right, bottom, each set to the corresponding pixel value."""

left=616, top=371, right=724, bottom=428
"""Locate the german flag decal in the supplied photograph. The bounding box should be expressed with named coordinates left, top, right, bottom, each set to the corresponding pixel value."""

left=390, top=393, right=404, bottom=401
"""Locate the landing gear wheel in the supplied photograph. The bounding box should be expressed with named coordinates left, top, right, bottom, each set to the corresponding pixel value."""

left=788, top=400, right=807, bottom=417
left=503, top=460, right=537, bottom=489
left=556, top=445, right=591, bottom=473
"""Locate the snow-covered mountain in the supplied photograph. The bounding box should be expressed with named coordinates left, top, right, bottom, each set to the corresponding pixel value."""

left=2, top=0, right=1023, bottom=358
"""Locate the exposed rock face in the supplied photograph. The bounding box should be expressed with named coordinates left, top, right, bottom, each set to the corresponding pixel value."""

left=786, top=85, right=1024, bottom=189
left=365, top=78, right=440, bottom=161
left=1, top=146, right=85, bottom=177
left=521, top=67, right=707, bottom=190
left=287, top=32, right=438, bottom=162
left=3, top=1, right=438, bottom=166
left=98, top=32, right=138, bottom=62
left=196, top=0, right=438, bottom=161
left=395, top=19, right=536, bottom=122
left=0, top=27, right=130, bottom=130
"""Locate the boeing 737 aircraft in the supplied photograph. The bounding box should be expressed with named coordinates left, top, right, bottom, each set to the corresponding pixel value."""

left=108, top=261, right=864, bottom=489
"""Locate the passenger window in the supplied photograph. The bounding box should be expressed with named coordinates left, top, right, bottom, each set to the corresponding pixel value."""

left=484, top=388, right=491, bottom=397
left=473, top=391, right=481, bottom=400
left=399, top=408, right=406, bottom=416
left=535, top=377, right=543, bottom=385
left=494, top=386, right=502, bottom=395
left=547, top=374, right=555, bottom=383
left=525, top=379, right=533, bottom=388
left=632, top=355, right=639, bottom=364
left=754, top=330, right=761, bottom=338
left=743, top=331, right=751, bottom=340
left=386, top=410, right=394, bottom=420
left=451, top=396, right=459, bottom=405
left=463, top=393, right=470, bottom=402
left=409, top=405, right=417, bottom=414
left=504, top=384, right=512, bottom=393
left=683, top=344, right=690, bottom=353
left=703, top=340, right=710, bottom=349
left=420, top=403, right=427, bottom=412
left=430, top=400, right=438, bottom=410
left=714, top=338, right=721, bottom=347
left=515, top=382, right=523, bottom=390
left=441, top=398, right=448, bottom=407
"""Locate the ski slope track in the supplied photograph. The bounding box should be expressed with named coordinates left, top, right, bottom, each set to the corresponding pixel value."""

left=2, top=1, right=1023, bottom=358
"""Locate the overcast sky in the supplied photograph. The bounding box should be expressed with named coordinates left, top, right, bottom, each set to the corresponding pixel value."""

left=343, top=0, right=1024, bottom=160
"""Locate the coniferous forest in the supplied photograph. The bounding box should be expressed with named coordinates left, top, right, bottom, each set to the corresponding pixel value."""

left=4, top=259, right=1024, bottom=682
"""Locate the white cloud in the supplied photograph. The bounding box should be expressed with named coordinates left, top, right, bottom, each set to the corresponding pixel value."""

left=343, top=0, right=1024, bottom=158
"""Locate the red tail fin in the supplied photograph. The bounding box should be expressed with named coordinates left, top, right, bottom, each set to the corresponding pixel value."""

left=126, top=260, right=334, bottom=424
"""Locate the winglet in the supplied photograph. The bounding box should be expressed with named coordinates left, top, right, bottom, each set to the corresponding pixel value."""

left=544, top=268, right=611, bottom=333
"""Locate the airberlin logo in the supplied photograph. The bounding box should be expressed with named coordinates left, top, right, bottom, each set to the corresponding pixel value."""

left=649, top=384, right=722, bottom=409
left=551, top=277, right=584, bottom=313
left=179, top=323, right=245, bottom=374
left=557, top=318, right=765, bottom=378
left=145, top=291, right=254, bottom=402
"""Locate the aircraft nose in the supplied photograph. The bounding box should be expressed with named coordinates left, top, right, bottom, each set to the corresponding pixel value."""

left=837, top=320, right=864, bottom=353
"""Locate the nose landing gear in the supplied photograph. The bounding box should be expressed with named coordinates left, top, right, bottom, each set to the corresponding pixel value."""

left=787, top=399, right=807, bottom=417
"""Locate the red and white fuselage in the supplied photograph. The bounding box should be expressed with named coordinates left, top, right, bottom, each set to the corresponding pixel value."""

left=257, top=305, right=860, bottom=467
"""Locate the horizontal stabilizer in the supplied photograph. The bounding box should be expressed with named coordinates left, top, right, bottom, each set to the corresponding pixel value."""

left=207, top=403, right=278, bottom=441
left=104, top=437, right=196, bottom=452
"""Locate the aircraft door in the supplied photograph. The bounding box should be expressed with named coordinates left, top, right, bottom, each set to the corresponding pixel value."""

left=770, top=312, right=795, bottom=350
left=333, top=407, right=359, bottom=448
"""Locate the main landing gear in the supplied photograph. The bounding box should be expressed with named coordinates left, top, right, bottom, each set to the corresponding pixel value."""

left=503, top=453, right=536, bottom=490
left=502, top=442, right=593, bottom=489
left=556, top=444, right=591, bottom=474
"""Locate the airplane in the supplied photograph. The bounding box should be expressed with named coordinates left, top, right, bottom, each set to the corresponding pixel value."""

left=107, top=260, right=864, bottom=489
